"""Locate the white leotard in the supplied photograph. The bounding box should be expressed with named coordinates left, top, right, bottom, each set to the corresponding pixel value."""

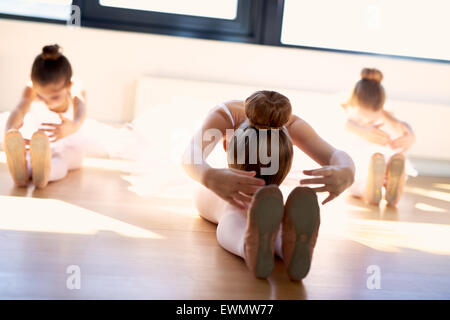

left=20, top=79, right=85, bottom=152
left=219, top=102, right=235, bottom=128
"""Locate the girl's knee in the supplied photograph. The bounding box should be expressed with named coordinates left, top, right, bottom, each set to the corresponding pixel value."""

left=217, top=211, right=246, bottom=235
left=194, top=184, right=229, bottom=223
left=63, top=147, right=84, bottom=170
left=194, top=184, right=209, bottom=215
left=216, top=212, right=246, bottom=257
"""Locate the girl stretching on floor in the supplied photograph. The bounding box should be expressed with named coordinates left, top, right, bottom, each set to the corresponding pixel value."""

left=4, top=44, right=86, bottom=188
left=342, top=68, right=416, bottom=207
left=182, top=91, right=355, bottom=280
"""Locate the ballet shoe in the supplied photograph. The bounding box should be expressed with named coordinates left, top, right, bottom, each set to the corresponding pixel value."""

left=282, top=187, right=320, bottom=281
left=385, top=153, right=406, bottom=207
left=4, top=129, right=29, bottom=187
left=30, top=131, right=51, bottom=189
left=365, top=153, right=386, bottom=206
left=244, top=185, right=284, bottom=279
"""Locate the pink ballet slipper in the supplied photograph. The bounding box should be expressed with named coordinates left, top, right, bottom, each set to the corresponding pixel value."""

left=244, top=185, right=284, bottom=279
left=30, top=131, right=51, bottom=189
left=4, top=129, right=29, bottom=187
left=282, top=187, right=320, bottom=281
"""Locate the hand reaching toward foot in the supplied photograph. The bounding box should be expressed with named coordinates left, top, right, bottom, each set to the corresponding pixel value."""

left=300, top=166, right=354, bottom=204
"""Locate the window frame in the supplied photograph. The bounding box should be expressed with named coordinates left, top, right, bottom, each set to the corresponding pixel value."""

left=73, top=0, right=266, bottom=43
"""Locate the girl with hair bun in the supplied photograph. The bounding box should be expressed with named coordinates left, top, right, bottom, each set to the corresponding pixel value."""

left=342, top=68, right=416, bottom=207
left=3, top=44, right=86, bottom=188
left=183, top=90, right=355, bottom=280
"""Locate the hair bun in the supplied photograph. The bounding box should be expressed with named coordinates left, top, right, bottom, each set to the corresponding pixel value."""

left=245, top=91, right=292, bottom=129
left=42, top=44, right=61, bottom=61
left=361, top=68, right=383, bottom=83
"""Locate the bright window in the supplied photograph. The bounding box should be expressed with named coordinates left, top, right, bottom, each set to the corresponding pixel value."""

left=281, top=0, right=450, bottom=61
left=0, top=0, right=72, bottom=21
left=99, top=0, right=238, bottom=20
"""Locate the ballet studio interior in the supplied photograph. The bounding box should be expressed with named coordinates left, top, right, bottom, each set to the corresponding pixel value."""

left=0, top=0, right=449, bottom=301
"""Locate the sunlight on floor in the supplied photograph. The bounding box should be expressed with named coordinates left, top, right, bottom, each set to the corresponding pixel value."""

left=156, top=205, right=200, bottom=217
left=344, top=203, right=373, bottom=212
left=405, top=186, right=450, bottom=202
left=82, top=157, right=137, bottom=172
left=432, top=183, right=450, bottom=191
left=1, top=152, right=138, bottom=173
left=0, top=195, right=164, bottom=239
left=3, top=147, right=450, bottom=256
left=415, top=202, right=447, bottom=213
left=120, top=165, right=193, bottom=199
left=344, top=219, right=450, bottom=255
left=122, top=176, right=201, bottom=217
left=321, top=197, right=450, bottom=255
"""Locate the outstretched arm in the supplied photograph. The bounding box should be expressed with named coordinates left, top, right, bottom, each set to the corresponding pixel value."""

left=345, top=118, right=391, bottom=146
left=182, top=106, right=229, bottom=184
left=71, top=90, right=87, bottom=131
left=39, top=89, right=87, bottom=142
left=182, top=104, right=265, bottom=209
left=382, top=110, right=415, bottom=152
left=5, top=87, right=34, bottom=133
left=287, top=115, right=355, bottom=204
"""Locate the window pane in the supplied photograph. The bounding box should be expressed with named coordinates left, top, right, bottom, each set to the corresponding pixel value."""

left=0, top=0, right=72, bottom=20
left=281, top=0, right=450, bottom=61
left=99, top=0, right=238, bottom=20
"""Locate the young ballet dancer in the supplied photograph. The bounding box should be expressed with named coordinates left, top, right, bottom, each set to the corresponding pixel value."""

left=3, top=44, right=86, bottom=188
left=342, top=68, right=415, bottom=207
left=182, top=91, right=355, bottom=280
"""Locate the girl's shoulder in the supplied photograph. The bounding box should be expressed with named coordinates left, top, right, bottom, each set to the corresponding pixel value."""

left=285, top=113, right=308, bottom=129
left=22, top=84, right=36, bottom=103
left=219, top=100, right=246, bottom=128
left=222, top=100, right=244, bottom=110
left=70, top=78, right=86, bottom=100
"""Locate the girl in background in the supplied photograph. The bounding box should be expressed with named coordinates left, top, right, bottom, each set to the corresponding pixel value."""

left=183, top=91, right=355, bottom=280
left=342, top=68, right=416, bottom=207
left=4, top=44, right=86, bottom=188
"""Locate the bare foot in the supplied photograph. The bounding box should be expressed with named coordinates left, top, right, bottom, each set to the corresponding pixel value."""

left=4, top=129, right=29, bottom=187
left=385, top=153, right=406, bottom=207
left=365, top=153, right=386, bottom=206
left=30, top=131, right=51, bottom=189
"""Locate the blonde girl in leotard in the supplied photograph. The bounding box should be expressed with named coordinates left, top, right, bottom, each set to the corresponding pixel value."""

left=342, top=68, right=416, bottom=207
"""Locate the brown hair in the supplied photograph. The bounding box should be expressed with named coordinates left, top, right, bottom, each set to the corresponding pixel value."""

left=31, top=44, right=72, bottom=86
left=227, top=91, right=293, bottom=185
left=346, top=68, right=385, bottom=111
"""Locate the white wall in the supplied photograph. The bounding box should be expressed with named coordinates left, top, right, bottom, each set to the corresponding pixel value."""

left=1, top=19, right=450, bottom=121
left=0, top=18, right=449, bottom=159
left=133, top=76, right=450, bottom=161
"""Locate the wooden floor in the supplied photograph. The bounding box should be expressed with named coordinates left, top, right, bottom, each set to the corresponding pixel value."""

left=0, top=157, right=449, bottom=300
